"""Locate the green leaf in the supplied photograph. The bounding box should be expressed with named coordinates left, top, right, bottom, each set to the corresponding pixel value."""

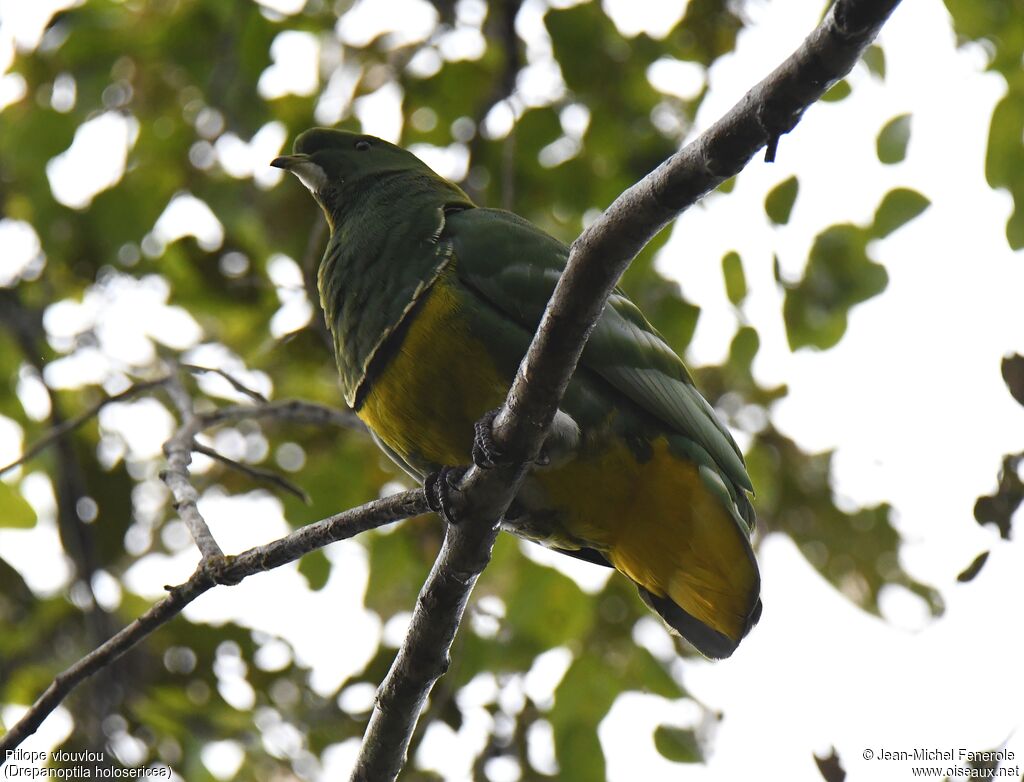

left=986, top=94, right=1024, bottom=190
left=671, top=0, right=743, bottom=65
left=77, top=441, right=135, bottom=563
left=956, top=551, right=989, bottom=583
left=871, top=187, right=930, bottom=238
left=943, top=0, right=1017, bottom=44
left=863, top=45, right=886, bottom=79
left=765, top=176, right=799, bottom=225
left=621, top=239, right=700, bottom=352
left=728, top=326, right=760, bottom=378
left=504, top=557, right=594, bottom=649
left=645, top=293, right=700, bottom=352
left=653, top=724, right=703, bottom=763
left=1001, top=354, right=1024, bottom=407
left=973, top=454, right=1023, bottom=540
left=722, top=251, right=747, bottom=305
left=4, top=663, right=57, bottom=705
left=297, top=548, right=331, bottom=591
left=517, top=107, right=563, bottom=164
left=0, top=555, right=34, bottom=609
left=1008, top=204, right=1024, bottom=250
left=821, top=79, right=851, bottom=102
left=0, top=481, right=36, bottom=528
left=876, top=114, right=911, bottom=164
left=365, top=520, right=438, bottom=615
left=550, top=654, right=619, bottom=780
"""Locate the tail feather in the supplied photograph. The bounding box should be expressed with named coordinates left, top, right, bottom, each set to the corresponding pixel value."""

left=639, top=587, right=763, bottom=659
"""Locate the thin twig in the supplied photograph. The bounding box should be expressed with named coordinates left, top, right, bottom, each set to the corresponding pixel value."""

left=193, top=443, right=311, bottom=503
left=0, top=377, right=170, bottom=477
left=351, top=1, right=904, bottom=778
left=2, top=390, right=362, bottom=482
left=198, top=398, right=365, bottom=432
left=0, top=488, right=426, bottom=753
left=181, top=363, right=268, bottom=403
left=160, top=372, right=224, bottom=560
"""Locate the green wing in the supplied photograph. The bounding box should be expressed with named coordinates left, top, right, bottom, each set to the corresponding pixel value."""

left=445, top=207, right=752, bottom=495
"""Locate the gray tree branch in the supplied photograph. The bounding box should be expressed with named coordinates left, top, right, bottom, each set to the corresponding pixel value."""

left=160, top=371, right=227, bottom=560
left=351, top=0, right=903, bottom=779
left=180, top=363, right=269, bottom=403
left=157, top=366, right=365, bottom=559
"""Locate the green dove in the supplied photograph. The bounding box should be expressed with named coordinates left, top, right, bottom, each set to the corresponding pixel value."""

left=272, top=128, right=761, bottom=658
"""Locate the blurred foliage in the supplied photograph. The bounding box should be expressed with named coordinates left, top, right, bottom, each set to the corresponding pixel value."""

left=652, top=724, right=702, bottom=764
left=783, top=223, right=888, bottom=351
left=973, top=355, right=1024, bottom=542
left=1002, top=353, right=1024, bottom=408
left=721, top=250, right=747, bottom=306
left=782, top=185, right=930, bottom=351
left=871, top=187, right=930, bottom=239
left=862, top=44, right=886, bottom=79
left=876, top=113, right=911, bottom=164
left=764, top=175, right=798, bottom=226
left=943, top=0, right=1024, bottom=248
left=0, top=480, right=36, bottom=528
left=0, top=0, right=1010, bottom=779
left=814, top=747, right=847, bottom=782
left=956, top=550, right=989, bottom=583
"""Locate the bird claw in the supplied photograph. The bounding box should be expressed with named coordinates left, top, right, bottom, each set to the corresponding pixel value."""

left=424, top=465, right=468, bottom=525
left=472, top=409, right=505, bottom=470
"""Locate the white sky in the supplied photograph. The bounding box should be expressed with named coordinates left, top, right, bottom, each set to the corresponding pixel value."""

left=2, top=0, right=1023, bottom=780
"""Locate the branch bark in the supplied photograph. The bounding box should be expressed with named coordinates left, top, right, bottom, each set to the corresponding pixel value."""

left=351, top=0, right=903, bottom=778
left=161, top=371, right=227, bottom=560
left=157, top=369, right=365, bottom=560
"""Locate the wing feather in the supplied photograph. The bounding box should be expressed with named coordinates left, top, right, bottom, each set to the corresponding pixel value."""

left=446, top=208, right=752, bottom=494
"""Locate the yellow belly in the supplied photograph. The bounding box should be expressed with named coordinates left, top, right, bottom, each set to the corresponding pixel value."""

left=357, top=274, right=508, bottom=469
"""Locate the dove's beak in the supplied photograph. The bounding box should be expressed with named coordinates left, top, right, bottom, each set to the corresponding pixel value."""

left=271, top=154, right=327, bottom=194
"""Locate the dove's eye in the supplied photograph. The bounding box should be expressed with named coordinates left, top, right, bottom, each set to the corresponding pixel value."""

left=355, top=140, right=371, bottom=152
